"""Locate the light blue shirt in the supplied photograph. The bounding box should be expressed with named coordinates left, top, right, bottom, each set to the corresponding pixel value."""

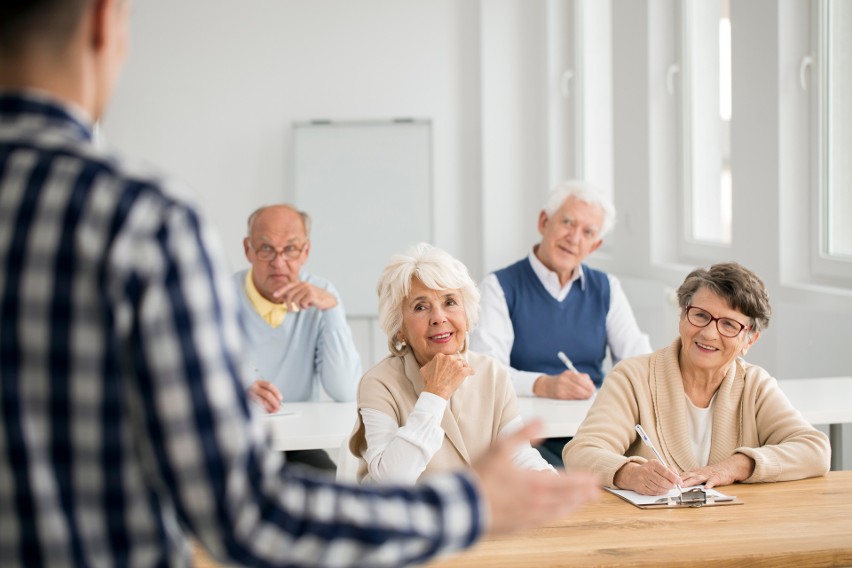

left=233, top=269, right=361, bottom=401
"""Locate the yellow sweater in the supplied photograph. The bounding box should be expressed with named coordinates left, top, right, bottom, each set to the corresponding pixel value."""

left=564, top=338, right=831, bottom=487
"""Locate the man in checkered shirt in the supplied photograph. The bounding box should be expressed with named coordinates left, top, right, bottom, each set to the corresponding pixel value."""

left=0, top=1, right=598, bottom=567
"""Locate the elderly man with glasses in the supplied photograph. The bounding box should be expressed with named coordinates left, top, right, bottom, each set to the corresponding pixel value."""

left=471, top=181, right=652, bottom=466
left=236, top=204, right=361, bottom=470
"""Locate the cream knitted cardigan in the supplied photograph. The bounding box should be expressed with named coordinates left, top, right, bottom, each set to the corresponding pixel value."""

left=563, top=338, right=831, bottom=487
left=349, top=350, right=518, bottom=482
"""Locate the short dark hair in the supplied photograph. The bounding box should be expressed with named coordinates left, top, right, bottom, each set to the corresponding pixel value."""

left=676, top=262, right=771, bottom=334
left=0, top=0, right=92, bottom=56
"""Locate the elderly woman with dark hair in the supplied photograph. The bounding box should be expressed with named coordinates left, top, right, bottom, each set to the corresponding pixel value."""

left=348, top=243, right=553, bottom=483
left=563, top=262, right=830, bottom=495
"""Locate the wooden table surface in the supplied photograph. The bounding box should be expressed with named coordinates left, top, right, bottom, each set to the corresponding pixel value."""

left=191, top=471, right=852, bottom=567
left=428, top=470, right=852, bottom=568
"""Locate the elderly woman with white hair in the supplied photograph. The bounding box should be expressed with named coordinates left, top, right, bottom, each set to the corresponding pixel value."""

left=348, top=243, right=553, bottom=483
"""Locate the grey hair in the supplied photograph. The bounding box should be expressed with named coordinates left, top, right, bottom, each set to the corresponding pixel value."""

left=543, top=180, right=616, bottom=238
left=246, top=205, right=311, bottom=238
left=676, top=262, right=772, bottom=336
left=377, top=243, right=480, bottom=357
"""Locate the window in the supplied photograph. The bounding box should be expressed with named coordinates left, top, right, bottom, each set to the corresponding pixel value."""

left=810, top=0, right=852, bottom=283
left=820, top=0, right=852, bottom=261
left=680, top=0, right=732, bottom=251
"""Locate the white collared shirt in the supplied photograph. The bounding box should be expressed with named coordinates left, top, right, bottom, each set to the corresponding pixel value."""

left=470, top=252, right=652, bottom=396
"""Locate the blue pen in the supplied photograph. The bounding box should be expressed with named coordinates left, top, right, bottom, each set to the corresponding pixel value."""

left=635, top=424, right=683, bottom=498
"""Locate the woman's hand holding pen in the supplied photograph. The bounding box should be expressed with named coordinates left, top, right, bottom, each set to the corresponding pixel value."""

left=625, top=424, right=684, bottom=496
left=532, top=371, right=595, bottom=400
left=420, top=352, right=474, bottom=400
left=680, top=454, right=755, bottom=489
left=613, top=460, right=683, bottom=496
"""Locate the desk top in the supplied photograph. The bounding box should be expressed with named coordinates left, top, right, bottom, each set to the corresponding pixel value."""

left=261, top=398, right=598, bottom=452
left=516, top=396, right=595, bottom=439
left=429, top=470, right=852, bottom=568
left=262, top=377, right=852, bottom=452
left=263, top=401, right=358, bottom=452
left=778, top=377, right=852, bottom=425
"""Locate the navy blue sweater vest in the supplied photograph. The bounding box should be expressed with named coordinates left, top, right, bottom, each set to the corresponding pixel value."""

left=495, top=259, right=610, bottom=386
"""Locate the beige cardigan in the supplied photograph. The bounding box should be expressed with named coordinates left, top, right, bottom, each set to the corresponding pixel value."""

left=349, top=350, right=518, bottom=482
left=563, top=339, right=831, bottom=487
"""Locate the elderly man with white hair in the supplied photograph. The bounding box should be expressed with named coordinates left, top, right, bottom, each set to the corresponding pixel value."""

left=471, top=181, right=652, bottom=466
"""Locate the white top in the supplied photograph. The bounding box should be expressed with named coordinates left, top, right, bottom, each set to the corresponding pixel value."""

left=360, top=393, right=554, bottom=484
left=470, top=252, right=653, bottom=396
left=685, top=393, right=716, bottom=467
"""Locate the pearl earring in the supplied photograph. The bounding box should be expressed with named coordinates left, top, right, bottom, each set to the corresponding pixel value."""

left=399, top=338, right=407, bottom=347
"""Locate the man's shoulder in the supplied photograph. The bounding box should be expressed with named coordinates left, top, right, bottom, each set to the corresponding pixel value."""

left=492, top=257, right=534, bottom=289
left=232, top=270, right=251, bottom=298
left=71, top=146, right=203, bottom=239
left=493, top=257, right=530, bottom=276
left=581, top=263, right=612, bottom=281
left=8, top=123, right=187, bottom=216
left=300, top=272, right=334, bottom=290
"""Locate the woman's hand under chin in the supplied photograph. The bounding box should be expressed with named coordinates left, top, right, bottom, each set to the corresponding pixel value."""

left=419, top=352, right=475, bottom=399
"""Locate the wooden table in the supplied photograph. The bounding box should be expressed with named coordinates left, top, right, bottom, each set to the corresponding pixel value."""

left=428, top=470, right=852, bottom=568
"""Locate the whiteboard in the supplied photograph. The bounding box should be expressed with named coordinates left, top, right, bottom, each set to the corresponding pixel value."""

left=294, top=120, right=432, bottom=317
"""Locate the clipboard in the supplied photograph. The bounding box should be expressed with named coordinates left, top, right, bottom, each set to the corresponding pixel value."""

left=605, top=486, right=743, bottom=509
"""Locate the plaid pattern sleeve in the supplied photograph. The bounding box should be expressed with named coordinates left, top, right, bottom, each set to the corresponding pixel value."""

left=0, top=92, right=482, bottom=568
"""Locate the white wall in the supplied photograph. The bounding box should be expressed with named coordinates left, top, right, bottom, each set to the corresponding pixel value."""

left=106, top=0, right=484, bottom=273
left=103, top=0, right=851, bottom=468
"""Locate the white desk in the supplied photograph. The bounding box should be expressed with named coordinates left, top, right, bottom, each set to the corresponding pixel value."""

left=263, top=377, right=852, bottom=470
left=264, top=401, right=357, bottom=452
left=515, top=397, right=595, bottom=439
left=777, top=376, right=852, bottom=471
left=261, top=399, right=594, bottom=453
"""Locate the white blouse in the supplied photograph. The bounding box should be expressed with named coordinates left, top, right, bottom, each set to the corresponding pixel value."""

left=360, top=392, right=554, bottom=484
left=685, top=393, right=717, bottom=468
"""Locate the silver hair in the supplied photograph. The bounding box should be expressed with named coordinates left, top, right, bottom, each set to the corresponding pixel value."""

left=543, top=180, right=616, bottom=238
left=246, top=205, right=311, bottom=238
left=377, top=243, right=480, bottom=357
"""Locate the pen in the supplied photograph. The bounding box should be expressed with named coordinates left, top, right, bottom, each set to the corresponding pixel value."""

left=253, top=367, right=285, bottom=404
left=557, top=351, right=578, bottom=372
left=635, top=424, right=683, bottom=497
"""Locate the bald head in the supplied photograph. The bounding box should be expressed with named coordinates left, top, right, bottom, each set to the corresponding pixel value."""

left=243, top=205, right=313, bottom=303
left=247, top=205, right=311, bottom=239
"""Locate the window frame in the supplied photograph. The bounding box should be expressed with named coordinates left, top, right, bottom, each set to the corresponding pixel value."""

left=677, top=0, right=733, bottom=264
left=810, top=0, right=852, bottom=282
